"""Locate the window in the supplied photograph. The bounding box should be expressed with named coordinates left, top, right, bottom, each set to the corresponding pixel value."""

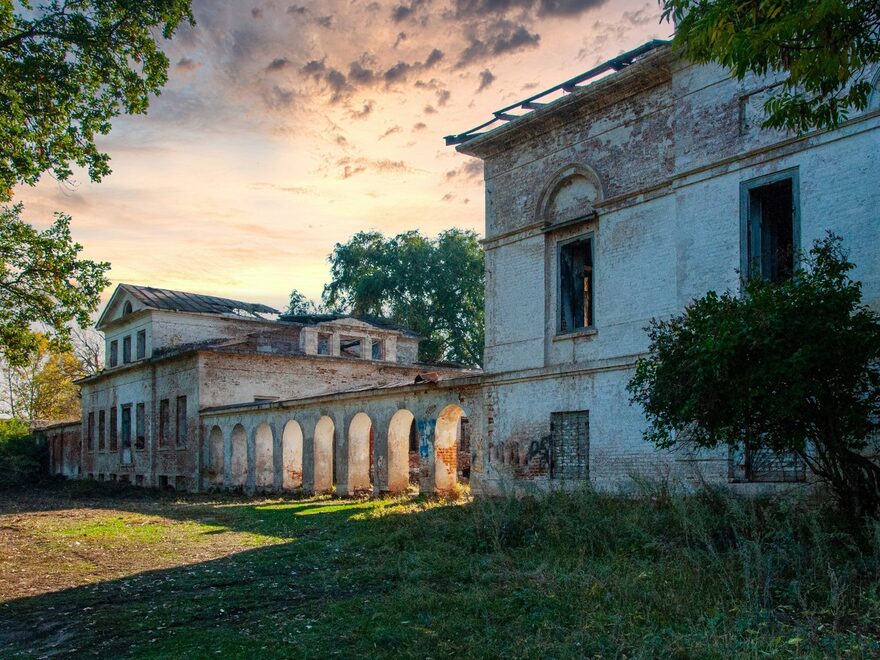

left=558, top=236, right=594, bottom=334
left=122, top=300, right=133, bottom=316
left=408, top=419, right=418, bottom=453
left=729, top=445, right=806, bottom=483
left=109, top=341, right=118, bottom=368
left=371, top=339, right=384, bottom=360
left=87, top=412, right=95, bottom=451
left=742, top=171, right=799, bottom=283
left=159, top=399, right=170, bottom=447
left=136, top=330, right=146, bottom=360
left=550, top=411, right=589, bottom=479
left=339, top=336, right=362, bottom=358
left=135, top=403, right=146, bottom=450
left=176, top=395, right=187, bottom=447
left=317, top=334, right=331, bottom=356
left=98, top=410, right=106, bottom=451
left=109, top=406, right=118, bottom=451
left=122, top=335, right=131, bottom=363
left=121, top=405, right=132, bottom=451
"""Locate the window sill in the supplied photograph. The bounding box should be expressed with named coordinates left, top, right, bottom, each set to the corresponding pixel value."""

left=553, top=327, right=598, bottom=341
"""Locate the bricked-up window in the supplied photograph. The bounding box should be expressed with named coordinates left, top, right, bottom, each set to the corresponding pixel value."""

left=550, top=410, right=589, bottom=479
left=109, top=406, right=118, bottom=451
left=558, top=236, right=594, bottom=334
left=742, top=171, right=799, bottom=283
left=136, top=330, right=146, bottom=360
left=729, top=445, right=806, bottom=483
left=109, top=340, right=118, bottom=367
left=122, top=335, right=131, bottom=364
left=87, top=412, right=95, bottom=451
left=176, top=396, right=188, bottom=447
left=121, top=405, right=132, bottom=451
left=159, top=399, right=170, bottom=447
left=98, top=410, right=106, bottom=450
left=135, top=403, right=146, bottom=450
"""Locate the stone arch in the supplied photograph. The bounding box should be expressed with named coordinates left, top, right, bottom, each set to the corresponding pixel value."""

left=434, top=404, right=466, bottom=494
left=347, top=412, right=373, bottom=494
left=208, top=425, right=224, bottom=485
left=387, top=409, right=415, bottom=493
left=231, top=424, right=247, bottom=487
left=536, top=163, right=603, bottom=227
left=314, top=416, right=335, bottom=493
left=282, top=420, right=304, bottom=490
left=254, top=422, right=274, bottom=490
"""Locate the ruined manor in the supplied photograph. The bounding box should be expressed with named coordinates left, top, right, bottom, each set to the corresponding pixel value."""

left=45, top=40, right=880, bottom=496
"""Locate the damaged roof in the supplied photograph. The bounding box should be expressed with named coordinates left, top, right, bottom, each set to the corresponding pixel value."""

left=279, top=312, right=421, bottom=338
left=122, top=284, right=279, bottom=317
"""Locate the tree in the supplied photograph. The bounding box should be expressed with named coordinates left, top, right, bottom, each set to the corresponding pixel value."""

left=1, top=0, right=194, bottom=198
left=661, top=0, right=880, bottom=133
left=285, top=289, right=321, bottom=316
left=1, top=204, right=109, bottom=365
left=322, top=229, right=485, bottom=367
left=628, top=235, right=880, bottom=518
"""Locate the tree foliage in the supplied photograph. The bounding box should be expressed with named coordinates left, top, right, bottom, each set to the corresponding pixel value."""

left=628, top=235, right=880, bottom=518
left=0, top=0, right=194, bottom=198
left=0, top=204, right=109, bottom=365
left=285, top=288, right=323, bottom=316
left=322, top=229, right=485, bottom=367
left=661, top=0, right=880, bottom=133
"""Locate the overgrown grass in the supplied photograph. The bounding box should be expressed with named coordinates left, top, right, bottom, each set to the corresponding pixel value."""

left=1, top=482, right=878, bottom=657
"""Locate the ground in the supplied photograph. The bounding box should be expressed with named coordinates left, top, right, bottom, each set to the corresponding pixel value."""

left=1, top=483, right=878, bottom=658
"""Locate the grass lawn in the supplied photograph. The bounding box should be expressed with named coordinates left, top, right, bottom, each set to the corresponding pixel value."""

left=0, top=482, right=878, bottom=658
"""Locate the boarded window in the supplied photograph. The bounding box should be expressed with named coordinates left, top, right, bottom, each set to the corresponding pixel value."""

left=136, top=330, right=146, bottom=360
left=558, top=237, right=594, bottom=334
left=550, top=410, right=589, bottom=480
left=159, top=399, right=169, bottom=447
left=728, top=445, right=806, bottom=483
left=744, top=175, right=797, bottom=283
left=87, top=412, right=95, bottom=451
left=109, top=341, right=118, bottom=368
left=176, top=395, right=187, bottom=447
left=122, top=335, right=131, bottom=364
left=121, top=405, right=132, bottom=450
left=135, top=403, right=146, bottom=450
left=109, top=406, right=118, bottom=451
left=98, top=410, right=106, bottom=450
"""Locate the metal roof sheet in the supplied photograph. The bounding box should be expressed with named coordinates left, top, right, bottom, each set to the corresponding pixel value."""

left=121, top=284, right=279, bottom=318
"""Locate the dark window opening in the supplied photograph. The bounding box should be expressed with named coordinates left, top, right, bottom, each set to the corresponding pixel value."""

left=176, top=396, right=187, bottom=447
left=98, top=410, right=106, bottom=451
left=87, top=412, right=95, bottom=451
left=408, top=419, right=418, bottom=453
left=746, top=178, right=795, bottom=283
left=136, top=330, right=146, bottom=360
left=121, top=405, right=132, bottom=451
left=135, top=403, right=146, bottom=450
left=559, top=237, right=594, bottom=334
left=317, top=334, right=331, bottom=356
left=550, top=410, right=589, bottom=480
left=371, top=339, right=384, bottom=360
left=340, top=336, right=362, bottom=358
left=729, top=445, right=806, bottom=483
left=109, top=406, right=118, bottom=451
left=109, top=341, right=118, bottom=368
left=159, top=399, right=170, bottom=447
left=122, top=335, right=131, bottom=364
left=122, top=301, right=133, bottom=316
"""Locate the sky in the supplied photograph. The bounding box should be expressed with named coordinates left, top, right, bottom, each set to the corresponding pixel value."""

left=13, top=0, right=669, bottom=311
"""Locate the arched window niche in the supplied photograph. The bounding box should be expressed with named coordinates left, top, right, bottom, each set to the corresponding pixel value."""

left=122, top=300, right=133, bottom=317
left=536, top=163, right=604, bottom=229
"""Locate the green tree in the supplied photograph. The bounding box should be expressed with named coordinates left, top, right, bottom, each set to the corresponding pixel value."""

left=628, top=235, right=880, bottom=518
left=322, top=229, right=485, bottom=367
left=661, top=0, right=880, bottom=133
left=285, top=289, right=321, bottom=316
left=1, top=0, right=194, bottom=198
left=1, top=204, right=109, bottom=365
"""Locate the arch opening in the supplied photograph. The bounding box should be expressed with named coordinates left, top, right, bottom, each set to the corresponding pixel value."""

left=434, top=404, right=470, bottom=494
left=314, top=416, right=335, bottom=493
left=282, top=420, right=304, bottom=490
left=388, top=409, right=416, bottom=493
left=231, top=424, right=247, bottom=488
left=208, top=426, right=224, bottom=485
left=347, top=412, right=373, bottom=495
left=254, top=422, right=274, bottom=490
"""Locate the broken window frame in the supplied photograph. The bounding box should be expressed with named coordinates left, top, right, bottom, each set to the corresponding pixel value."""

left=135, top=402, right=146, bottom=450
left=740, top=168, right=800, bottom=285
left=122, top=335, right=131, bottom=364
left=136, top=330, right=146, bottom=360
left=109, top=406, right=118, bottom=451
left=159, top=399, right=170, bottom=447
left=87, top=412, right=95, bottom=451
left=98, top=410, right=106, bottom=451
left=728, top=443, right=807, bottom=483
left=556, top=233, right=595, bottom=336
left=109, top=340, right=118, bottom=368
left=176, top=395, right=188, bottom=448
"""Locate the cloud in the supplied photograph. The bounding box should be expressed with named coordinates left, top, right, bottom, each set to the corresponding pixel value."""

left=394, top=31, right=407, bottom=48
left=336, top=157, right=412, bottom=178
left=266, top=57, right=291, bottom=72
left=350, top=100, right=375, bottom=119
left=424, top=48, right=444, bottom=67
left=538, top=0, right=606, bottom=16
left=424, top=104, right=437, bottom=114
left=453, top=0, right=534, bottom=18
left=477, top=69, right=496, bottom=92
left=379, top=125, right=402, bottom=139
left=251, top=182, right=312, bottom=195
left=456, top=21, right=541, bottom=67
left=348, top=61, right=376, bottom=85
left=413, top=122, right=428, bottom=131
left=176, top=57, right=200, bottom=72
left=436, top=89, right=451, bottom=105
left=623, top=3, right=656, bottom=25
left=441, top=193, right=455, bottom=202
left=445, top=159, right=483, bottom=181
left=315, top=15, right=334, bottom=28
left=251, top=8, right=263, bottom=18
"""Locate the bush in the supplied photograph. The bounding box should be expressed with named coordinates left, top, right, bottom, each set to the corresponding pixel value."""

left=0, top=418, right=46, bottom=487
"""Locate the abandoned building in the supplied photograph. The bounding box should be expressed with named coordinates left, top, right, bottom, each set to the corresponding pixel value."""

left=47, top=39, right=879, bottom=497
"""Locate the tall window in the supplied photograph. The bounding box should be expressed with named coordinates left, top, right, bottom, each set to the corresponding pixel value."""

left=122, top=335, right=131, bottom=363
left=176, top=396, right=188, bottom=447
left=98, top=410, right=106, bottom=451
left=135, top=403, right=146, bottom=450
left=159, top=399, right=170, bottom=447
left=109, top=340, right=118, bottom=367
left=742, top=171, right=799, bottom=283
left=121, top=405, right=132, bottom=450
left=109, top=406, right=118, bottom=451
left=371, top=339, right=384, bottom=360
left=558, top=236, right=594, bottom=334
left=136, top=330, right=146, bottom=360
left=87, top=412, right=95, bottom=451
